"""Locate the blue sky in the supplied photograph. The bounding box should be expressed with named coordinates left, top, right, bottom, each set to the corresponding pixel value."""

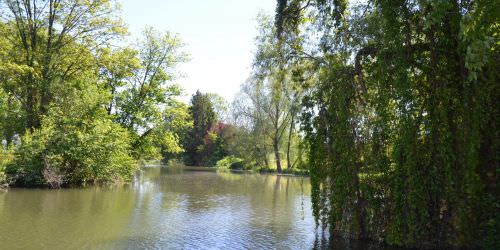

left=120, top=0, right=277, bottom=103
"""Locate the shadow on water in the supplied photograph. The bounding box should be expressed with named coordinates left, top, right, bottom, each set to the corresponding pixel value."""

left=312, top=232, right=406, bottom=250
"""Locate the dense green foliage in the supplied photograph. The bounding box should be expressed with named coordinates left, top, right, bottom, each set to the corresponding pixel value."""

left=179, top=91, right=242, bottom=167
left=1, top=1, right=496, bottom=247
left=215, top=156, right=245, bottom=170
left=0, top=148, right=11, bottom=186
left=0, top=0, right=186, bottom=187
left=112, top=28, right=187, bottom=159
left=183, top=90, right=217, bottom=166
left=0, top=1, right=309, bottom=184
left=7, top=85, right=136, bottom=187
left=231, top=14, right=307, bottom=173
left=275, top=0, right=499, bottom=248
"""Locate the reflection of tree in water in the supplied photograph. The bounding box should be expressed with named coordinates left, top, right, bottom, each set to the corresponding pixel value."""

left=312, top=230, right=330, bottom=250
left=0, top=168, right=316, bottom=249
left=0, top=186, right=138, bottom=249
left=312, top=228, right=407, bottom=250
left=125, top=168, right=314, bottom=246
left=300, top=177, right=305, bottom=221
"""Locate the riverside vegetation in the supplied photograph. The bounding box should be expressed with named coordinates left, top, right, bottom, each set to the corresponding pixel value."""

left=0, top=0, right=498, bottom=249
left=0, top=0, right=188, bottom=187
left=0, top=0, right=308, bottom=188
left=274, top=0, right=498, bottom=249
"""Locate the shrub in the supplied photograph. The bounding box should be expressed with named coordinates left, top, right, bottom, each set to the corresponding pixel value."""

left=0, top=148, right=13, bottom=186
left=229, top=160, right=246, bottom=170
left=215, top=156, right=244, bottom=169
left=8, top=118, right=136, bottom=187
left=166, top=158, right=185, bottom=167
left=6, top=128, right=47, bottom=186
left=7, top=84, right=137, bottom=187
left=0, top=165, right=4, bottom=185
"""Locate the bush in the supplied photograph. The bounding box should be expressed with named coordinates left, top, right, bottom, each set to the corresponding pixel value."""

left=282, top=168, right=309, bottom=175
left=215, top=156, right=244, bottom=169
left=8, top=118, right=136, bottom=187
left=166, top=158, right=185, bottom=167
left=257, top=166, right=309, bottom=176
left=7, top=84, right=137, bottom=187
left=6, top=128, right=47, bottom=186
left=0, top=165, right=4, bottom=185
left=0, top=149, right=13, bottom=186
left=230, top=160, right=246, bottom=170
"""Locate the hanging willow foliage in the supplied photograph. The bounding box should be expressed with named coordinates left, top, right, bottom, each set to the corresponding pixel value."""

left=277, top=0, right=499, bottom=248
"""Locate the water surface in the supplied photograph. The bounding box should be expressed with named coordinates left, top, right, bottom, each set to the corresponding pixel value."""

left=0, top=167, right=318, bottom=249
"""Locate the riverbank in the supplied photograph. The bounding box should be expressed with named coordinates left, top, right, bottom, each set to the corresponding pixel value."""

left=257, top=167, right=309, bottom=176
left=162, top=159, right=310, bottom=177
left=164, top=163, right=310, bottom=177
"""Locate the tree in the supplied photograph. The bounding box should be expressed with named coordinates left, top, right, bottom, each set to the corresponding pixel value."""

left=233, top=13, right=303, bottom=173
left=0, top=1, right=189, bottom=187
left=0, top=0, right=126, bottom=130
left=276, top=0, right=499, bottom=248
left=206, top=93, right=230, bottom=123
left=231, top=90, right=270, bottom=168
left=6, top=76, right=136, bottom=187
left=96, top=47, right=140, bottom=115
left=161, top=99, right=193, bottom=161
left=185, top=90, right=216, bottom=166
left=114, top=27, right=187, bottom=159
left=0, top=88, right=23, bottom=148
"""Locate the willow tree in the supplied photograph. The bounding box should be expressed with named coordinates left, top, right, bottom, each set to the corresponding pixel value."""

left=233, top=13, right=306, bottom=173
left=276, top=0, right=499, bottom=248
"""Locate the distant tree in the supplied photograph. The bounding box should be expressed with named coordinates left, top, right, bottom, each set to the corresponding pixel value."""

left=206, top=93, right=230, bottom=123
left=232, top=13, right=303, bottom=173
left=161, top=100, right=193, bottom=161
left=185, top=90, right=216, bottom=166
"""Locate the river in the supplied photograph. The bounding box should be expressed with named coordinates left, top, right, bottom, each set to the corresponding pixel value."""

left=0, top=166, right=318, bottom=249
left=0, top=166, right=398, bottom=250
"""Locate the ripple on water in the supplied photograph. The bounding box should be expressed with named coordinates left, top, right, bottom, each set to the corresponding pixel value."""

left=0, top=167, right=340, bottom=249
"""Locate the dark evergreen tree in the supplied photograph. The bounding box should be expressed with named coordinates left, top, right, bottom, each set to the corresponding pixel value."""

left=185, top=91, right=216, bottom=166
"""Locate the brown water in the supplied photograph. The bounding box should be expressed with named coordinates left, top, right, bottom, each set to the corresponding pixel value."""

left=0, top=167, right=318, bottom=249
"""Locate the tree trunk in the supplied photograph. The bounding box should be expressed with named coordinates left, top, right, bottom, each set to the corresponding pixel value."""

left=353, top=163, right=367, bottom=239
left=25, top=84, right=38, bottom=130
left=263, top=147, right=270, bottom=168
left=273, top=138, right=282, bottom=173
left=286, top=113, right=295, bottom=169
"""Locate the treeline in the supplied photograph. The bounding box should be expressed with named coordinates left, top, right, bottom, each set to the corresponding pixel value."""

left=0, top=0, right=307, bottom=188
left=168, top=16, right=310, bottom=173
left=272, top=0, right=498, bottom=249
left=229, top=14, right=308, bottom=173
left=168, top=85, right=307, bottom=174
left=0, top=0, right=189, bottom=187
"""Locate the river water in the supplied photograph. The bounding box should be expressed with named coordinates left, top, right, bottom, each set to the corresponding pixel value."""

left=0, top=167, right=319, bottom=249
left=0, top=166, right=398, bottom=249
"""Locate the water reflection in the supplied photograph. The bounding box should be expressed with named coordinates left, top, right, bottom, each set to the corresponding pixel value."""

left=0, top=166, right=315, bottom=249
left=0, top=166, right=397, bottom=249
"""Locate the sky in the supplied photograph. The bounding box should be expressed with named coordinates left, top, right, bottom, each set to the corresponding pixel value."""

left=120, top=0, right=277, bottom=103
